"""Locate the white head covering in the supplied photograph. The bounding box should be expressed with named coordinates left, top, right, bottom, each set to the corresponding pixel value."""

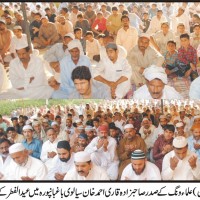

left=68, top=39, right=82, bottom=51
left=13, top=25, right=22, bottom=30
left=85, top=126, right=94, bottom=131
left=9, top=143, right=25, bottom=154
left=32, top=121, right=41, bottom=126
left=176, top=122, right=184, bottom=128
left=142, top=117, right=149, bottom=122
left=23, top=125, right=33, bottom=130
left=124, top=124, right=134, bottom=130
left=75, top=119, right=82, bottom=123
left=51, top=121, right=58, bottom=126
left=74, top=151, right=91, bottom=162
left=139, top=33, right=150, bottom=40
left=159, top=115, right=167, bottom=119
left=173, top=136, right=188, bottom=148
left=64, top=33, right=75, bottom=40
left=15, top=41, right=29, bottom=50
left=194, top=115, right=200, bottom=120
left=25, top=120, right=32, bottom=125
left=143, top=65, right=168, bottom=84
left=42, top=119, right=49, bottom=123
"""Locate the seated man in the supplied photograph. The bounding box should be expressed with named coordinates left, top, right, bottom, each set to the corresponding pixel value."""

left=0, top=44, right=53, bottom=99
left=121, top=149, right=161, bottom=180
left=189, top=76, right=200, bottom=99
left=69, top=66, right=111, bottom=99
left=94, top=42, right=132, bottom=99
left=4, top=143, right=47, bottom=180
left=133, top=65, right=183, bottom=100
left=64, top=151, right=109, bottom=180
left=162, top=136, right=200, bottom=180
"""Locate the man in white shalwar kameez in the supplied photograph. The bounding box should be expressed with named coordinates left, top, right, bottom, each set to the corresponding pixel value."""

left=84, top=124, right=119, bottom=180
left=47, top=140, right=75, bottom=180
left=162, top=136, right=200, bottom=180
left=94, top=42, right=132, bottom=99
left=0, top=44, right=53, bottom=99
left=4, top=143, right=47, bottom=180
left=121, top=149, right=161, bottom=180
left=40, top=128, right=60, bottom=171
left=64, top=151, right=109, bottom=180
left=0, top=62, right=10, bottom=93
left=127, top=34, right=164, bottom=88
left=133, top=65, right=183, bottom=100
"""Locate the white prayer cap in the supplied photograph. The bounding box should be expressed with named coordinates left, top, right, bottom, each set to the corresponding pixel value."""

left=41, top=15, right=48, bottom=20
left=23, top=125, right=33, bottom=130
left=13, top=25, right=22, bottom=30
left=74, top=151, right=91, bottom=162
left=85, top=126, right=94, bottom=131
left=9, top=143, right=25, bottom=154
left=176, top=122, right=184, bottom=128
left=68, top=39, right=82, bottom=51
left=194, top=115, right=200, bottom=120
left=124, top=124, right=134, bottom=130
left=173, top=136, right=188, bottom=148
left=139, top=33, right=150, bottom=40
left=142, top=117, right=149, bottom=122
left=25, top=120, right=32, bottom=125
left=32, top=120, right=41, bottom=126
left=0, top=18, right=5, bottom=24
left=75, top=119, right=82, bottom=123
left=77, top=125, right=85, bottom=130
left=143, top=65, right=168, bottom=84
left=159, top=115, right=167, bottom=119
left=64, top=33, right=75, bottom=40
left=15, top=41, right=28, bottom=50
left=179, top=108, right=185, bottom=112
left=51, top=121, right=58, bottom=126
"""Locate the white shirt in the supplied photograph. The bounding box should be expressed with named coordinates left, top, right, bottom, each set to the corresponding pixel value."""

left=47, top=154, right=74, bottom=180
left=93, top=56, right=132, bottom=98
left=0, top=155, right=12, bottom=177
left=147, top=15, right=167, bottom=34
left=4, top=156, right=47, bottom=180
left=189, top=76, right=200, bottom=99
left=139, top=124, right=156, bottom=149
left=116, top=26, right=138, bottom=53
left=86, top=39, right=100, bottom=60
left=173, top=116, right=191, bottom=133
left=0, top=63, right=10, bottom=92
left=121, top=161, right=161, bottom=180
left=133, top=84, right=183, bottom=100
left=162, top=150, right=200, bottom=180
left=2, top=54, right=53, bottom=99
left=64, top=163, right=110, bottom=180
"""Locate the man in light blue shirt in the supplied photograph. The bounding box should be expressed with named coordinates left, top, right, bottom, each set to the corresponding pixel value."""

left=52, top=39, right=91, bottom=98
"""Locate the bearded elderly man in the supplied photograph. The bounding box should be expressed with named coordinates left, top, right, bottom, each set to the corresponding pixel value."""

left=94, top=42, right=132, bottom=99
left=47, top=140, right=75, bottom=180
left=121, top=149, right=161, bottom=180
left=162, top=136, right=200, bottom=180
left=64, top=151, right=109, bottom=180
left=133, top=65, right=183, bottom=100
left=84, top=124, right=119, bottom=180
left=0, top=43, right=53, bottom=99
left=127, top=33, right=164, bottom=89
left=4, top=143, right=47, bottom=180
left=52, top=39, right=91, bottom=98
left=117, top=124, right=147, bottom=179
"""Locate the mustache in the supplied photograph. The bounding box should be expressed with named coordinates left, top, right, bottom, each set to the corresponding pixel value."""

left=78, top=171, right=84, bottom=173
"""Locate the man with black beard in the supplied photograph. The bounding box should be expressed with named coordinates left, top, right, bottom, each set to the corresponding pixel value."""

left=47, top=140, right=75, bottom=180
left=121, top=149, right=161, bottom=180
left=0, top=139, right=12, bottom=179
left=71, top=133, right=88, bottom=153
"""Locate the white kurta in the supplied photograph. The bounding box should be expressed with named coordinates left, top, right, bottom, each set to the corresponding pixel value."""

left=47, top=154, right=74, bottom=180
left=1, top=54, right=54, bottom=99
left=127, top=45, right=164, bottom=87
left=162, top=150, right=200, bottom=180
left=121, top=161, right=161, bottom=180
left=139, top=124, right=156, bottom=149
left=84, top=136, right=119, bottom=180
left=4, top=156, right=47, bottom=180
left=189, top=76, right=200, bottom=99
left=133, top=84, right=183, bottom=100
left=64, top=164, right=110, bottom=180
left=93, top=56, right=132, bottom=98
left=0, top=155, right=12, bottom=178
left=116, top=26, right=138, bottom=53
left=0, top=63, right=10, bottom=93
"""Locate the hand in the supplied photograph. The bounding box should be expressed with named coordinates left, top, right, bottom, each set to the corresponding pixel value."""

left=54, top=173, right=66, bottom=180
left=165, top=69, right=172, bottom=75
left=48, top=151, right=57, bottom=158
left=29, top=77, right=34, bottom=83
left=129, top=144, right=137, bottom=152
left=139, top=67, right=145, bottom=74
left=103, top=139, right=109, bottom=151
left=97, top=138, right=104, bottom=149
left=188, top=155, right=197, bottom=169
left=170, top=156, right=179, bottom=170
left=184, top=68, right=192, bottom=78
left=193, top=143, right=200, bottom=150
left=28, top=149, right=33, bottom=155
left=124, top=176, right=130, bottom=180
left=21, top=176, right=36, bottom=181
left=17, top=87, right=25, bottom=90
left=190, top=63, right=196, bottom=71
